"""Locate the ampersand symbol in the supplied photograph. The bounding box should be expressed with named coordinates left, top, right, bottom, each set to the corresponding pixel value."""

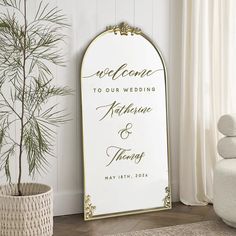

left=118, top=123, right=133, bottom=139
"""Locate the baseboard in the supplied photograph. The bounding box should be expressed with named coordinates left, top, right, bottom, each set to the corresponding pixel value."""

left=54, top=184, right=179, bottom=216
left=54, top=191, right=83, bottom=216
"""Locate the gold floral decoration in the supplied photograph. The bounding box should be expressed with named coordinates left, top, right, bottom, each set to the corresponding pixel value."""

left=163, top=186, right=171, bottom=208
left=107, top=22, right=141, bottom=36
left=85, top=195, right=96, bottom=220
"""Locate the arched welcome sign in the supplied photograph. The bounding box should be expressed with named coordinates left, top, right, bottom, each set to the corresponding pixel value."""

left=81, top=22, right=171, bottom=220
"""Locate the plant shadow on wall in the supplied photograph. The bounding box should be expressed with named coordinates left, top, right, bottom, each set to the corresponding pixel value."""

left=0, top=0, right=70, bottom=234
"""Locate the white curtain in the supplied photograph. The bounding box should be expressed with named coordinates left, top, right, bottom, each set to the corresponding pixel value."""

left=179, top=0, right=236, bottom=205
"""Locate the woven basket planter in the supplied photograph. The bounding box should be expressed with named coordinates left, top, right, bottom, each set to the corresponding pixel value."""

left=0, top=183, right=53, bottom=236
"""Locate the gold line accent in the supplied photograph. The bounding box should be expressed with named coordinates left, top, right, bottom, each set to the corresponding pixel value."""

left=164, top=187, right=171, bottom=208
left=84, top=206, right=169, bottom=221
left=107, top=22, right=141, bottom=36
left=85, top=195, right=96, bottom=220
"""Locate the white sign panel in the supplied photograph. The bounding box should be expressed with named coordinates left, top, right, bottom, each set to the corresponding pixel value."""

left=81, top=23, right=171, bottom=220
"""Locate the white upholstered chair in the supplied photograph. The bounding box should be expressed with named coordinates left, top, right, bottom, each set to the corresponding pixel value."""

left=214, top=114, right=236, bottom=228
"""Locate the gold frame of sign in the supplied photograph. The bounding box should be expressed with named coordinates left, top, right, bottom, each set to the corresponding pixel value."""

left=80, top=22, right=172, bottom=221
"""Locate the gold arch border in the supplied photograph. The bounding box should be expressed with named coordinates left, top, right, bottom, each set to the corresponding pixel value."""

left=80, top=22, right=172, bottom=221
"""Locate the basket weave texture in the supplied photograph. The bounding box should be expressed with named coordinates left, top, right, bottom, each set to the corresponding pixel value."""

left=0, top=183, right=53, bottom=236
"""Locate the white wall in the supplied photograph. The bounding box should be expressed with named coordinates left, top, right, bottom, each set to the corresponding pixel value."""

left=0, top=0, right=182, bottom=216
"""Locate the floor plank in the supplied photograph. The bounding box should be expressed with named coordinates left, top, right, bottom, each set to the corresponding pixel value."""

left=53, top=202, right=219, bottom=236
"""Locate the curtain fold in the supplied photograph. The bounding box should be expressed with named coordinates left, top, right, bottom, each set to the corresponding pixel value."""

left=179, top=0, right=236, bottom=205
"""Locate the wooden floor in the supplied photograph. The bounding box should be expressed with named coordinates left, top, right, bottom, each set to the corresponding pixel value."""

left=53, top=202, right=219, bottom=236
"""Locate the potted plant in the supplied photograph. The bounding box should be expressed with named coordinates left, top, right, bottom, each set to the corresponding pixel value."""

left=0, top=0, right=70, bottom=235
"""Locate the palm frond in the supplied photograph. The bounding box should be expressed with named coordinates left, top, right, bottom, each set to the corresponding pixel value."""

left=32, top=1, right=68, bottom=26
left=0, top=0, right=70, bottom=191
